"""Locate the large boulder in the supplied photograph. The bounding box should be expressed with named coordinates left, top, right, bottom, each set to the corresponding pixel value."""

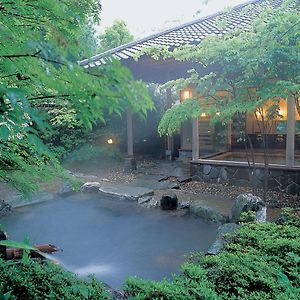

left=231, top=193, right=266, bottom=223
left=0, top=200, right=12, bottom=219
left=190, top=203, right=228, bottom=223
left=81, top=182, right=101, bottom=193
left=207, top=223, right=240, bottom=255
left=160, top=192, right=178, bottom=210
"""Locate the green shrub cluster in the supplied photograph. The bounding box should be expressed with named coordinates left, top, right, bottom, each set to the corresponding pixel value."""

left=0, top=260, right=112, bottom=300
left=124, top=210, right=300, bottom=300
left=66, top=144, right=123, bottom=163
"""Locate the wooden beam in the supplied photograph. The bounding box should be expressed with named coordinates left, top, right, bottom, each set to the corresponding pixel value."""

left=192, top=117, right=199, bottom=160
left=286, top=96, right=295, bottom=167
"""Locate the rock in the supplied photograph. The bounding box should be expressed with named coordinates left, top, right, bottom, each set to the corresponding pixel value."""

left=254, top=169, right=264, bottom=180
left=179, top=200, right=190, bottom=209
left=81, top=182, right=101, bottom=193
left=58, top=182, right=74, bottom=196
left=231, top=193, right=266, bottom=223
left=138, top=195, right=153, bottom=205
left=177, top=176, right=192, bottom=183
left=256, top=206, right=267, bottom=223
left=285, top=182, right=300, bottom=195
left=219, top=167, right=229, bottom=182
left=208, top=167, right=220, bottom=180
left=190, top=203, right=227, bottom=223
left=160, top=192, right=178, bottom=210
left=207, top=223, right=240, bottom=255
left=203, top=165, right=212, bottom=175
left=139, top=197, right=159, bottom=208
left=0, top=200, right=12, bottom=218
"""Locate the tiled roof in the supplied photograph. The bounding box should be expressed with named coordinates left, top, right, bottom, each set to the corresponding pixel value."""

left=80, top=0, right=290, bottom=68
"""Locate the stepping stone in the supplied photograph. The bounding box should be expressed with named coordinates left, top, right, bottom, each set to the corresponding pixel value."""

left=177, top=176, right=192, bottom=183
left=99, top=184, right=153, bottom=201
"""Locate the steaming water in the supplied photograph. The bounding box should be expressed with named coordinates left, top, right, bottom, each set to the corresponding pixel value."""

left=1, top=193, right=218, bottom=288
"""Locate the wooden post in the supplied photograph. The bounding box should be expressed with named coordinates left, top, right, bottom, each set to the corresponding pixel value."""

left=286, top=96, right=295, bottom=167
left=192, top=117, right=199, bottom=160
left=127, top=109, right=133, bottom=157
left=166, top=89, right=173, bottom=160
left=227, top=123, right=232, bottom=151
left=124, top=108, right=136, bottom=172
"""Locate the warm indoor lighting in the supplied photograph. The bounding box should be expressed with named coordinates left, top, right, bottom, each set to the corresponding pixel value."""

left=201, top=112, right=206, bottom=117
left=107, top=138, right=113, bottom=144
left=278, top=109, right=284, bottom=117
left=216, top=112, right=220, bottom=116
left=182, top=89, right=192, bottom=100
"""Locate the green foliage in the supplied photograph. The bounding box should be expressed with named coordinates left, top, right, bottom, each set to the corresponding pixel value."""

left=158, top=99, right=203, bottom=136
left=239, top=211, right=256, bottom=223
left=150, top=1, right=300, bottom=135
left=98, top=20, right=134, bottom=52
left=0, top=259, right=111, bottom=300
left=66, top=143, right=123, bottom=163
left=0, top=0, right=153, bottom=194
left=124, top=211, right=300, bottom=299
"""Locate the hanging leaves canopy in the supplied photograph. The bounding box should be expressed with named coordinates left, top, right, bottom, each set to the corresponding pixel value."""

left=0, top=0, right=153, bottom=194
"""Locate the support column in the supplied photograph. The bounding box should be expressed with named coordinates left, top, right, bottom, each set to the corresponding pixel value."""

left=286, top=96, right=295, bottom=167
left=165, top=88, right=174, bottom=160
left=124, top=109, right=137, bottom=172
left=227, top=123, right=232, bottom=151
left=192, top=117, right=199, bottom=160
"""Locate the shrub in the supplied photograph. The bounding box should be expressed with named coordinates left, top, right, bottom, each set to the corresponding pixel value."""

left=0, top=259, right=112, bottom=300
left=66, top=143, right=123, bottom=163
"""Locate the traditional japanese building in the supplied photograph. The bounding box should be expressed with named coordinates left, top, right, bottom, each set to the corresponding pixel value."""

left=80, top=0, right=300, bottom=194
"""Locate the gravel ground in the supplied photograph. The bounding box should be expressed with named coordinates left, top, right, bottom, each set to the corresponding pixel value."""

left=179, top=180, right=299, bottom=209
left=66, top=157, right=299, bottom=209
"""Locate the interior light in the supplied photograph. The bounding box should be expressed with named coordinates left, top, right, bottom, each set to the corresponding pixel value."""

left=107, top=138, right=113, bottom=144
left=216, top=112, right=220, bottom=116
left=182, top=90, right=191, bottom=100
left=201, top=113, right=206, bottom=117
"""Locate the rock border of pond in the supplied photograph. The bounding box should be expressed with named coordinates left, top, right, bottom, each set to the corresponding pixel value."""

left=79, top=181, right=234, bottom=224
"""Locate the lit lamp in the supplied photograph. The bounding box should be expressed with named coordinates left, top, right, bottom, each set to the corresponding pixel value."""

left=181, top=89, right=192, bottom=101
left=278, top=109, right=284, bottom=118
left=201, top=112, right=206, bottom=117
left=107, top=138, right=113, bottom=144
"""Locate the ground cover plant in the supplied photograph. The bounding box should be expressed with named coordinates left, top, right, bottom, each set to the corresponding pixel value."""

left=124, top=209, right=300, bottom=299
left=0, top=259, right=112, bottom=300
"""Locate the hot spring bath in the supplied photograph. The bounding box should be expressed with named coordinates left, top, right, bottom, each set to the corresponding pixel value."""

left=1, top=193, right=218, bottom=288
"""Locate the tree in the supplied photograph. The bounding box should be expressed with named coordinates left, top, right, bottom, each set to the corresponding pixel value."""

left=98, top=20, right=134, bottom=52
left=0, top=0, right=153, bottom=194
left=138, top=0, right=300, bottom=200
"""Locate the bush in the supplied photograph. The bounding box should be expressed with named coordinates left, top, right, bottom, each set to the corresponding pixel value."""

left=0, top=259, right=112, bottom=300
left=66, top=144, right=123, bottom=163
left=124, top=210, right=300, bottom=300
